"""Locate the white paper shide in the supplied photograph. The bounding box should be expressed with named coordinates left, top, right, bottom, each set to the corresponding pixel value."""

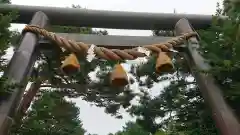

left=86, top=44, right=96, bottom=62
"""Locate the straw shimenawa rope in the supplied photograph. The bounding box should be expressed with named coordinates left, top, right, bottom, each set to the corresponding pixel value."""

left=23, top=25, right=197, bottom=61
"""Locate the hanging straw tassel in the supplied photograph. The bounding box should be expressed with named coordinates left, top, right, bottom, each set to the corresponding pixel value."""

left=155, top=52, right=174, bottom=74
left=61, top=53, right=80, bottom=75
left=110, top=64, right=128, bottom=86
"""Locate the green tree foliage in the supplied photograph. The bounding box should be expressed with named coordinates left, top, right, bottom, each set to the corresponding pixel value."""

left=110, top=122, right=150, bottom=135
left=8, top=1, right=240, bottom=135
left=39, top=29, right=135, bottom=117
left=34, top=5, right=137, bottom=118
left=0, top=0, right=20, bottom=99
left=127, top=2, right=240, bottom=135
left=10, top=4, right=129, bottom=135
left=128, top=75, right=219, bottom=135
left=199, top=0, right=240, bottom=120
left=11, top=91, right=85, bottom=135
left=110, top=121, right=168, bottom=135
left=0, top=0, right=13, bottom=59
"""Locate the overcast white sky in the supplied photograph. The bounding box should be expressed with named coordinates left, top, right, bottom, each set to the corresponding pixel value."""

left=10, top=0, right=222, bottom=135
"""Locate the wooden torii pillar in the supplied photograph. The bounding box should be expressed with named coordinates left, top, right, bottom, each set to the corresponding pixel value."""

left=0, top=4, right=238, bottom=135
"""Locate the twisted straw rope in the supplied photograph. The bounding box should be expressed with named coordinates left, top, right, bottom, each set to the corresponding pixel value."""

left=23, top=25, right=197, bottom=61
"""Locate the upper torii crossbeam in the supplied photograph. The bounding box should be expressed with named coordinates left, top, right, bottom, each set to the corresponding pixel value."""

left=0, top=4, right=226, bottom=30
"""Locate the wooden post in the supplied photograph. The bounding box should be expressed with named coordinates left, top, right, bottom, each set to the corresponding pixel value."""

left=0, top=11, right=49, bottom=135
left=175, top=18, right=240, bottom=135
left=18, top=79, right=42, bottom=116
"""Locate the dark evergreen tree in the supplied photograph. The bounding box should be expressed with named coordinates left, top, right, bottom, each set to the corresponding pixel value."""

left=127, top=1, right=240, bottom=135
left=11, top=91, right=85, bottom=135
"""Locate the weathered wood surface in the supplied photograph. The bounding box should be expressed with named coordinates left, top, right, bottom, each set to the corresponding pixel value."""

left=39, top=33, right=186, bottom=50
left=175, top=18, right=240, bottom=135
left=0, top=11, right=49, bottom=135
left=0, top=4, right=225, bottom=30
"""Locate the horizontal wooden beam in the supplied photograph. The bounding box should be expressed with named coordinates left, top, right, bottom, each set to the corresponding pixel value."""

left=39, top=33, right=186, bottom=50
left=0, top=4, right=226, bottom=30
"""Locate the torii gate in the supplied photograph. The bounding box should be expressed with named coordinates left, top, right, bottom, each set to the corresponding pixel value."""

left=0, top=4, right=239, bottom=135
